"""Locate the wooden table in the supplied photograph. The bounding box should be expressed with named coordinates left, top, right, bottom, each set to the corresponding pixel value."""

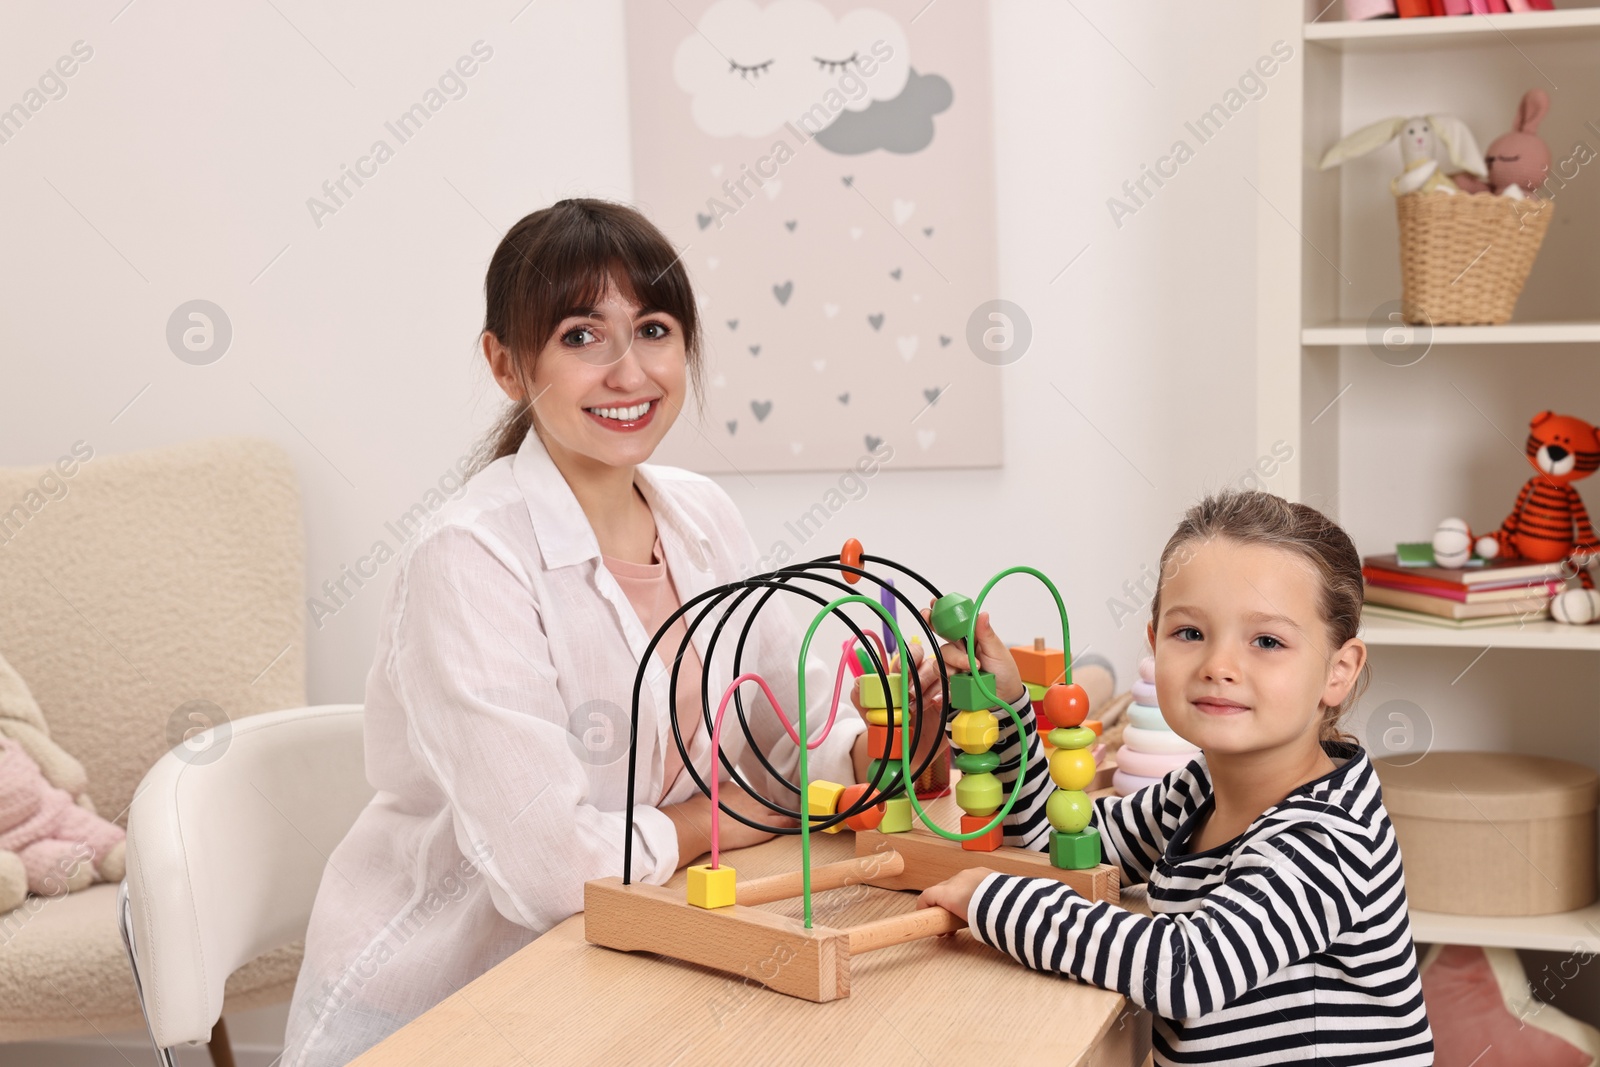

left=353, top=794, right=1150, bottom=1067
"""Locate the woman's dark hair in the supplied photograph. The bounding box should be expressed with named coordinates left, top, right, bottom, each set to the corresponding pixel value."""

left=466, top=198, right=704, bottom=476
left=1149, top=489, right=1367, bottom=744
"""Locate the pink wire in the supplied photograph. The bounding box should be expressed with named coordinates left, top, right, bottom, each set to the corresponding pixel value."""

left=708, top=638, right=869, bottom=867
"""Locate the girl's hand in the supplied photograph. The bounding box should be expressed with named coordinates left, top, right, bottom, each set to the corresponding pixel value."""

left=924, top=606, right=1026, bottom=706
left=917, top=866, right=994, bottom=922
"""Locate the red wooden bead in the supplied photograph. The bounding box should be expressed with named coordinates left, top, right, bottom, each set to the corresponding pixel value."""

left=1043, top=683, right=1089, bottom=729
left=839, top=781, right=885, bottom=831
left=841, top=538, right=863, bottom=584
left=866, top=721, right=903, bottom=759
left=959, top=813, right=1003, bottom=852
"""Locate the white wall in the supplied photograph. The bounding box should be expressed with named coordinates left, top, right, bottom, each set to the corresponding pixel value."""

left=0, top=1, right=1264, bottom=1060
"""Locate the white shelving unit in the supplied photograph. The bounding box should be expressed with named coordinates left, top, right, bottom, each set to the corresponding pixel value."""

left=1256, top=3, right=1600, bottom=983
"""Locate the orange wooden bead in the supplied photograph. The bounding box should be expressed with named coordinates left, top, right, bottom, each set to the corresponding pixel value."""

left=866, top=721, right=903, bottom=759
left=840, top=538, right=864, bottom=584
left=1043, top=683, right=1089, bottom=729
left=960, top=813, right=1003, bottom=852
left=838, top=781, right=886, bottom=831
left=1084, top=718, right=1103, bottom=736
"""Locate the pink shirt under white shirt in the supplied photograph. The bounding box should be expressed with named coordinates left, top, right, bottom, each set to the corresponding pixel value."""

left=281, top=426, right=864, bottom=1067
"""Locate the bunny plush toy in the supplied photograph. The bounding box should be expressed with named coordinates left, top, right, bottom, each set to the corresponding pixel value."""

left=1319, top=113, right=1488, bottom=196
left=1452, top=89, right=1552, bottom=200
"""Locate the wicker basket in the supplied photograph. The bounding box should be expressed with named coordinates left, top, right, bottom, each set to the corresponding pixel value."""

left=1396, top=191, right=1553, bottom=325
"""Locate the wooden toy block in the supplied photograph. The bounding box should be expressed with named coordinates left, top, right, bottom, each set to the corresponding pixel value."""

left=948, top=670, right=999, bottom=711
left=1046, top=788, right=1093, bottom=834
left=952, top=750, right=999, bottom=774
left=1026, top=681, right=1049, bottom=702
left=686, top=862, right=737, bottom=908
left=809, top=779, right=848, bottom=833
left=855, top=672, right=903, bottom=710
left=878, top=796, right=913, bottom=833
left=1050, top=827, right=1102, bottom=870
left=1084, top=718, right=1102, bottom=737
left=1049, top=747, right=1096, bottom=791
left=950, top=710, right=999, bottom=753
left=837, top=782, right=885, bottom=832
left=954, top=771, right=1002, bottom=816
left=854, top=826, right=1120, bottom=902
left=866, top=722, right=903, bottom=760
left=1010, top=637, right=1066, bottom=688
left=959, top=813, right=1003, bottom=852
left=929, top=592, right=975, bottom=642
left=840, top=537, right=864, bottom=584
left=866, top=758, right=904, bottom=795
left=1043, top=682, right=1090, bottom=729
left=1049, top=726, right=1096, bottom=751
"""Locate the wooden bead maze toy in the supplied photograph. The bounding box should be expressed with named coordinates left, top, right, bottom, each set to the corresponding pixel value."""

left=583, top=539, right=1120, bottom=1001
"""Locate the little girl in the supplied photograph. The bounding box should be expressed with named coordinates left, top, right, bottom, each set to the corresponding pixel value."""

left=918, top=489, right=1434, bottom=1066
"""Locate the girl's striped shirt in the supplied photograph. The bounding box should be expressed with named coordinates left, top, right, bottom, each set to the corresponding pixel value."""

left=954, top=698, right=1434, bottom=1066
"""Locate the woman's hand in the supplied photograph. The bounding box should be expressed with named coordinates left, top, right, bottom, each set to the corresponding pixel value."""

left=925, top=606, right=1026, bottom=707
left=666, top=777, right=797, bottom=868
left=917, top=866, right=994, bottom=922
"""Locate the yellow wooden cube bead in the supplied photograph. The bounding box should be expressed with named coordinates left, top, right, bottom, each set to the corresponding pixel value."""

left=864, top=707, right=904, bottom=726
left=686, top=863, right=737, bottom=908
left=950, top=710, right=1000, bottom=754
left=808, top=779, right=848, bottom=833
left=1048, top=747, right=1096, bottom=791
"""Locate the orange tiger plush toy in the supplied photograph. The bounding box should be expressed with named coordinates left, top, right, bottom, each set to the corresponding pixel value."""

left=1474, top=410, right=1600, bottom=590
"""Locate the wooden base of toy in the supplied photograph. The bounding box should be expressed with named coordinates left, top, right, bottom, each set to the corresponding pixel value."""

left=585, top=834, right=1120, bottom=1002
left=586, top=850, right=962, bottom=1002
left=853, top=825, right=1121, bottom=901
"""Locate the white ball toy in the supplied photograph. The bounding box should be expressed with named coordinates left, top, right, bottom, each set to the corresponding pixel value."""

left=1550, top=588, right=1600, bottom=625
left=1474, top=535, right=1500, bottom=560
left=1433, top=517, right=1473, bottom=568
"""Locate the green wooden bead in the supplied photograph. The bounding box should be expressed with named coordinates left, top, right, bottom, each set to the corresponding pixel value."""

left=954, top=771, right=1002, bottom=817
left=879, top=796, right=914, bottom=833
left=929, top=593, right=976, bottom=642
left=948, top=670, right=999, bottom=711
left=1048, top=726, right=1097, bottom=751
left=866, top=758, right=904, bottom=797
left=1026, top=681, right=1049, bottom=702
left=1046, top=788, right=1093, bottom=833
left=856, top=672, right=903, bottom=710
left=1050, top=826, right=1102, bottom=870
left=953, top=750, right=1000, bottom=774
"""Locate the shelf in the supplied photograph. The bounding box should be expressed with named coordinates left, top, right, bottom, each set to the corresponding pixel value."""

left=1305, top=7, right=1600, bottom=52
left=1359, top=613, right=1600, bottom=650
left=1303, top=321, right=1600, bottom=346
left=1411, top=900, right=1600, bottom=953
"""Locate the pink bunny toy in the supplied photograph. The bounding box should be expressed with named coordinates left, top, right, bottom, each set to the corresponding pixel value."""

left=0, top=736, right=125, bottom=898
left=1453, top=89, right=1551, bottom=199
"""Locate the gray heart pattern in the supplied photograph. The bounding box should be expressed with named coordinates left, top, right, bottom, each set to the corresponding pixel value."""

left=727, top=420, right=737, bottom=434
left=890, top=268, right=901, bottom=280
left=749, top=344, right=761, bottom=356
left=773, top=281, right=793, bottom=306
left=785, top=220, right=797, bottom=231
left=751, top=399, right=773, bottom=422
left=864, top=434, right=882, bottom=452
left=868, top=313, right=884, bottom=330
left=838, top=393, right=850, bottom=404
left=924, top=386, right=942, bottom=404
left=697, top=212, right=713, bottom=230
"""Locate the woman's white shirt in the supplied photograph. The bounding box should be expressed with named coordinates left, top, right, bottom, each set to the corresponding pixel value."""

left=280, top=427, right=865, bottom=1066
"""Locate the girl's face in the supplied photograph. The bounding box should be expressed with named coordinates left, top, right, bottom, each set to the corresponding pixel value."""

left=1145, top=538, right=1364, bottom=760
left=491, top=277, right=687, bottom=472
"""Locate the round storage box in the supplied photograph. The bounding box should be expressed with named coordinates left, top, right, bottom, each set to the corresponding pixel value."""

left=1374, top=752, right=1598, bottom=917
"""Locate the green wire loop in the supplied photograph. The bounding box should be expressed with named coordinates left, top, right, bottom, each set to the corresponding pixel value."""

left=790, top=570, right=1072, bottom=928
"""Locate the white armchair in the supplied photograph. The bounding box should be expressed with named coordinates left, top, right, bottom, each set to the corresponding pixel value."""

left=121, top=703, right=371, bottom=1065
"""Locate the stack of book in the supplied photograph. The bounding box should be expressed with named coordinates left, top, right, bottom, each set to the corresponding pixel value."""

left=1362, top=551, right=1574, bottom=629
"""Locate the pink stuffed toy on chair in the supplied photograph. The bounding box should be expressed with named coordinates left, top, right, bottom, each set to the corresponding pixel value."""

left=0, top=735, right=125, bottom=897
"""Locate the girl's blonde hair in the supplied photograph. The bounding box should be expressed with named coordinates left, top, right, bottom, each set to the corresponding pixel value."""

left=1148, top=489, right=1366, bottom=744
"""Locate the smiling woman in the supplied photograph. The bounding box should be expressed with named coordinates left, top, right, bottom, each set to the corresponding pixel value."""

left=278, top=198, right=873, bottom=1067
